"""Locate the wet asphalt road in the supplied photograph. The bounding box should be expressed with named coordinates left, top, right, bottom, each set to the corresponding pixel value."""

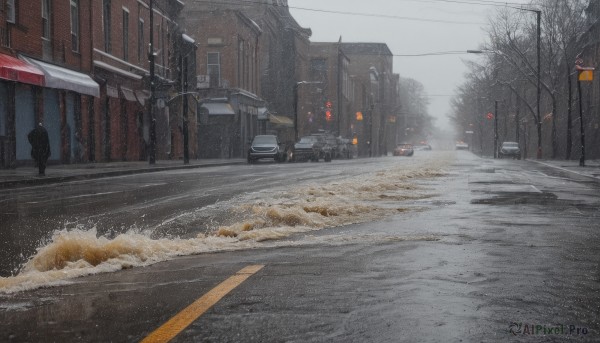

left=0, top=157, right=387, bottom=276
left=1, top=151, right=600, bottom=342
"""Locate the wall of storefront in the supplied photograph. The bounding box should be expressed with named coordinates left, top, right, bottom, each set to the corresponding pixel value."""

left=15, top=85, right=36, bottom=161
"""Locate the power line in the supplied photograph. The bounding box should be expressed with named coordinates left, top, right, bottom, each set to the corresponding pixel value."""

left=392, top=0, right=532, bottom=8
left=191, top=0, right=489, bottom=25
left=393, top=51, right=474, bottom=57
left=289, top=6, right=485, bottom=25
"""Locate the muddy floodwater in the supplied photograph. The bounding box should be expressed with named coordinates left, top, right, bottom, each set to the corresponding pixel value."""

left=0, top=153, right=453, bottom=294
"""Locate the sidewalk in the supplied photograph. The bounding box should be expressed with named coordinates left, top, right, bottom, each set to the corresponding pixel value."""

left=529, top=159, right=600, bottom=180
left=0, top=159, right=246, bottom=189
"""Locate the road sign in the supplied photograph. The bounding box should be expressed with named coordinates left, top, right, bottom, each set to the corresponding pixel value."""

left=579, top=70, right=594, bottom=82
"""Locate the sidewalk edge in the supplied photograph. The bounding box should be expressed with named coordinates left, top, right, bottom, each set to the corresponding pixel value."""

left=0, top=161, right=245, bottom=189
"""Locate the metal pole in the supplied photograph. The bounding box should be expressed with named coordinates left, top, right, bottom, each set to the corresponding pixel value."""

left=337, top=42, right=342, bottom=136
left=148, top=0, right=156, bottom=165
left=536, top=10, right=542, bottom=159
left=494, top=100, right=498, bottom=159
left=577, top=76, right=585, bottom=167
left=293, top=83, right=299, bottom=142
left=183, top=55, right=189, bottom=164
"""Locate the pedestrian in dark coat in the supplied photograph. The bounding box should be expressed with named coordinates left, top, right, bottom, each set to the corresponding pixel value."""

left=28, top=123, right=51, bottom=176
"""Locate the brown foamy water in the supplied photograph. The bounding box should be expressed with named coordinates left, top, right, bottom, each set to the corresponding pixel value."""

left=0, top=155, right=452, bottom=294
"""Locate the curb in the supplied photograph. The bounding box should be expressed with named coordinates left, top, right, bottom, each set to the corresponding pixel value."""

left=528, top=160, right=600, bottom=181
left=0, top=161, right=246, bottom=190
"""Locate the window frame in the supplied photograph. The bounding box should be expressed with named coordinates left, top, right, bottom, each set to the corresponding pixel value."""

left=6, top=0, right=15, bottom=24
left=207, top=52, right=221, bottom=88
left=138, top=18, right=144, bottom=62
left=122, top=7, right=129, bottom=61
left=70, top=0, right=79, bottom=52
left=41, top=0, right=51, bottom=40
left=103, top=0, right=111, bottom=53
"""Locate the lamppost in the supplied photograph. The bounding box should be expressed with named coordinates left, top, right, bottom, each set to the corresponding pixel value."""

left=575, top=60, right=595, bottom=167
left=494, top=100, right=499, bottom=159
left=148, top=0, right=156, bottom=165
left=179, top=35, right=197, bottom=165
left=293, top=81, right=322, bottom=142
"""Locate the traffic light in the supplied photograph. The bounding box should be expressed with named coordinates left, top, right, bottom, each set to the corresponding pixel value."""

left=325, top=100, right=333, bottom=122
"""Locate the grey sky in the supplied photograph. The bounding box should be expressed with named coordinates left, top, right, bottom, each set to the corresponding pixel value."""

left=289, top=0, right=534, bottom=132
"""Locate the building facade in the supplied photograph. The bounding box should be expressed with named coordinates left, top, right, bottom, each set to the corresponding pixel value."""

left=0, top=0, right=191, bottom=169
left=182, top=9, right=263, bottom=158
left=90, top=0, right=188, bottom=163
left=184, top=0, right=311, bottom=148
left=299, top=42, right=350, bottom=139
left=0, top=0, right=98, bottom=168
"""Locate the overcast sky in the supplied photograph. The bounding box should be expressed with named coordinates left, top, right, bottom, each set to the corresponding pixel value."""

left=289, top=0, right=533, bottom=132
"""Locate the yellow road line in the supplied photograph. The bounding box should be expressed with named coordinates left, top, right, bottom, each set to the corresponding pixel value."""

left=141, top=264, right=265, bottom=343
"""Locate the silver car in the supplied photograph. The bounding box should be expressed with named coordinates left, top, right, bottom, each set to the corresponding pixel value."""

left=247, top=135, right=285, bottom=163
left=498, top=141, right=521, bottom=159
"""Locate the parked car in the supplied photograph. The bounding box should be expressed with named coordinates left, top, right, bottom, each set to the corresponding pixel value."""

left=413, top=143, right=432, bottom=151
left=247, top=135, right=286, bottom=163
left=393, top=143, right=414, bottom=156
left=293, top=135, right=331, bottom=162
left=455, top=141, right=469, bottom=150
left=498, top=141, right=521, bottom=159
left=309, top=133, right=338, bottom=160
left=337, top=137, right=353, bottom=159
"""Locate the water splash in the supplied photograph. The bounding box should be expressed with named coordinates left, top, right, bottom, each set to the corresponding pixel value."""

left=0, top=156, right=452, bottom=294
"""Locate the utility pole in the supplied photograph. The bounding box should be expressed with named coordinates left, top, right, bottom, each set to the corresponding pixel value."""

left=148, top=0, right=156, bottom=165
left=575, top=63, right=595, bottom=167
left=182, top=55, right=189, bottom=165
left=577, top=76, right=585, bottom=167
left=494, top=100, right=499, bottom=159
left=536, top=9, right=542, bottom=159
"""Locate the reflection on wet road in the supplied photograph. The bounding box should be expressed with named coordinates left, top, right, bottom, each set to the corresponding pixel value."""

left=1, top=151, right=600, bottom=342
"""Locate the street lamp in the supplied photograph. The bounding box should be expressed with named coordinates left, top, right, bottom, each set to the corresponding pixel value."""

left=148, top=0, right=156, bottom=165
left=575, top=62, right=595, bottom=167
left=494, top=100, right=499, bottom=158
left=179, top=35, right=197, bottom=165
left=293, top=81, right=323, bottom=142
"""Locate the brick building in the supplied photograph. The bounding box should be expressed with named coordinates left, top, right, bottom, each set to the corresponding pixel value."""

left=299, top=42, right=351, bottom=139
left=184, top=0, right=311, bottom=148
left=182, top=9, right=264, bottom=158
left=0, top=0, right=192, bottom=169
left=341, top=43, right=395, bottom=157
left=0, top=0, right=98, bottom=168
left=90, top=0, right=191, bottom=163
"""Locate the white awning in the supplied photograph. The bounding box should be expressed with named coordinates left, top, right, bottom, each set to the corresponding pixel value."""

left=201, top=102, right=236, bottom=115
left=120, top=87, right=137, bottom=101
left=269, top=114, right=294, bottom=127
left=106, top=85, right=119, bottom=98
left=20, top=56, right=100, bottom=97
left=182, top=33, right=195, bottom=44
left=93, top=60, right=143, bottom=81
left=257, top=107, right=269, bottom=120
left=135, top=90, right=150, bottom=106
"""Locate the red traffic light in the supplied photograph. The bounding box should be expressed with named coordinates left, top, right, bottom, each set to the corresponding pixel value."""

left=325, top=110, right=333, bottom=122
left=486, top=112, right=494, bottom=120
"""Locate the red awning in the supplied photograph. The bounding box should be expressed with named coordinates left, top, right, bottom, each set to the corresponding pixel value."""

left=0, top=53, right=44, bottom=86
